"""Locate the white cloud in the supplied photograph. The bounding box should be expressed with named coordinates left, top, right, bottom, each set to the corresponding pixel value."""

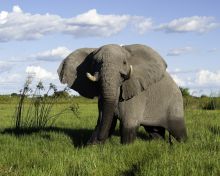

left=0, top=6, right=219, bottom=42
left=0, top=11, right=8, bottom=24
left=0, top=61, right=13, bottom=73
left=170, top=74, right=185, bottom=86
left=167, top=46, right=193, bottom=56
left=168, top=68, right=220, bottom=96
left=157, top=16, right=219, bottom=33
left=13, top=5, right=23, bottom=13
left=64, top=9, right=130, bottom=37
left=169, top=69, right=220, bottom=88
left=7, top=46, right=71, bottom=63
left=208, top=48, right=218, bottom=52
left=196, top=70, right=220, bottom=86
left=131, top=16, right=153, bottom=34
left=26, top=66, right=57, bottom=80
left=30, top=46, right=71, bottom=61
left=0, top=6, right=152, bottom=42
left=0, top=73, right=21, bottom=85
left=0, top=6, right=62, bottom=42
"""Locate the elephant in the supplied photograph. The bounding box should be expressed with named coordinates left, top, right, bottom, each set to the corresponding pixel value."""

left=57, top=44, right=187, bottom=144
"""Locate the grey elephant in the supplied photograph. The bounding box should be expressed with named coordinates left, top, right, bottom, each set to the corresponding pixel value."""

left=57, top=44, right=187, bottom=144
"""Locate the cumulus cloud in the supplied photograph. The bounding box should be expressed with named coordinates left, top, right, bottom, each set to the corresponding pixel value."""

left=30, top=46, right=71, bottom=61
left=167, top=46, right=193, bottom=56
left=169, top=69, right=220, bottom=89
left=26, top=66, right=57, bottom=80
left=0, top=6, right=62, bottom=42
left=12, top=5, right=23, bottom=13
left=195, top=70, right=220, bottom=86
left=7, top=46, right=71, bottom=63
left=157, top=16, right=219, bottom=33
left=131, top=16, right=153, bottom=34
left=64, top=9, right=130, bottom=37
left=0, top=6, right=152, bottom=42
left=168, top=68, right=220, bottom=96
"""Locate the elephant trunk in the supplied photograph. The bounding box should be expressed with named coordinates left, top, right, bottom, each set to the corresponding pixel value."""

left=97, top=64, right=118, bottom=141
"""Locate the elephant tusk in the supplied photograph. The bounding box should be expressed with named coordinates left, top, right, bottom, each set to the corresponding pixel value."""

left=86, top=72, right=99, bottom=82
left=127, top=65, right=133, bottom=78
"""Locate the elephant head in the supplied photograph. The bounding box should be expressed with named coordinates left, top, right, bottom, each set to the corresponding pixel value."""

left=57, top=44, right=167, bottom=141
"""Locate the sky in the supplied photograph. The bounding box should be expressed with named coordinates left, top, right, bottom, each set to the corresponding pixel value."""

left=0, top=0, right=220, bottom=96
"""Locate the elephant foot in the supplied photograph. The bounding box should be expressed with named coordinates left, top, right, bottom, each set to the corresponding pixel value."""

left=87, top=139, right=104, bottom=145
left=167, top=118, right=187, bottom=142
left=87, top=136, right=105, bottom=145
left=87, top=130, right=98, bottom=145
left=87, top=130, right=106, bottom=145
left=120, top=126, right=137, bottom=144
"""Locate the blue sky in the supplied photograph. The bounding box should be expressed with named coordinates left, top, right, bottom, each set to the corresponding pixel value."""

left=0, top=0, right=220, bottom=96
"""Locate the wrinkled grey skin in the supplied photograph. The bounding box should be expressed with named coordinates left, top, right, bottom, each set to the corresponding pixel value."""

left=58, top=44, right=187, bottom=144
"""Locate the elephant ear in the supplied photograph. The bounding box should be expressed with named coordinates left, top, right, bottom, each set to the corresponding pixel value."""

left=57, top=48, right=98, bottom=99
left=121, top=44, right=167, bottom=100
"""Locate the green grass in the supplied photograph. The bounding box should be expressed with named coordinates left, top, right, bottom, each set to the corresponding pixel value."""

left=0, top=97, right=220, bottom=176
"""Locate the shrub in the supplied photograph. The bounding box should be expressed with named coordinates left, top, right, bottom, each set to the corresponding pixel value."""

left=201, top=95, right=208, bottom=98
left=11, top=93, right=19, bottom=97
left=202, top=98, right=217, bottom=110
left=53, top=90, right=70, bottom=98
left=179, top=87, right=190, bottom=97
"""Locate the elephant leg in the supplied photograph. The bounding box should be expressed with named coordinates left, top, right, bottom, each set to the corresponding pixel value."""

left=88, top=117, right=117, bottom=145
left=144, top=126, right=165, bottom=140
left=167, top=96, right=187, bottom=142
left=88, top=98, right=118, bottom=144
left=87, top=98, right=103, bottom=145
left=167, top=118, right=187, bottom=142
left=108, top=116, right=117, bottom=137
left=87, top=120, right=101, bottom=145
left=120, top=122, right=138, bottom=144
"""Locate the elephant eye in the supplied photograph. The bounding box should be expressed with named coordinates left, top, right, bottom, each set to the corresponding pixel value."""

left=123, top=60, right=126, bottom=65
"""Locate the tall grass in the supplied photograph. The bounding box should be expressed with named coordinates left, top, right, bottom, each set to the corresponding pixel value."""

left=14, top=75, right=33, bottom=130
left=1, top=101, right=220, bottom=176
left=183, top=96, right=220, bottom=110
left=13, top=77, right=80, bottom=130
left=1, top=85, right=220, bottom=175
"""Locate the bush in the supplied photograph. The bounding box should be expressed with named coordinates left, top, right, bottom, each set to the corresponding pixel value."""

left=201, top=95, right=208, bottom=98
left=11, top=93, right=19, bottom=97
left=179, top=87, right=190, bottom=97
left=201, top=98, right=218, bottom=110
left=53, top=91, right=69, bottom=98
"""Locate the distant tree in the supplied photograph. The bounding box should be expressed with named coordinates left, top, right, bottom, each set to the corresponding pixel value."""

left=179, top=87, right=190, bottom=97
left=11, top=93, right=19, bottom=97
left=53, top=91, right=69, bottom=98
left=201, top=94, right=208, bottom=98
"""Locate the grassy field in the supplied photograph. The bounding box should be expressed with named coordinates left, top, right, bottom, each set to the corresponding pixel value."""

left=0, top=96, right=220, bottom=176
